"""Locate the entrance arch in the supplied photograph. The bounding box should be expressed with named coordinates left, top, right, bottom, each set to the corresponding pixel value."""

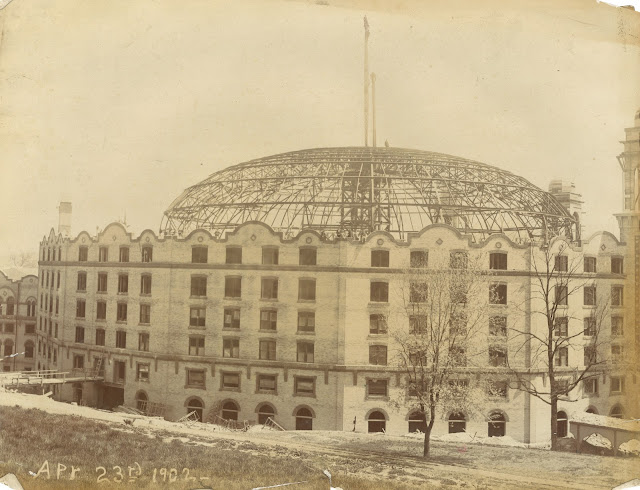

left=367, top=410, right=387, bottom=433
left=557, top=411, right=568, bottom=437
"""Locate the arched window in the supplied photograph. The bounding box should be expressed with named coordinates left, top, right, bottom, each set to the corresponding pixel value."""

left=257, top=404, right=276, bottom=425
left=367, top=410, right=386, bottom=433
left=27, top=299, right=36, bottom=317
left=609, top=404, right=624, bottom=419
left=222, top=401, right=239, bottom=421
left=295, top=407, right=313, bottom=430
left=3, top=340, right=13, bottom=357
left=24, top=342, right=34, bottom=359
left=488, top=411, right=506, bottom=437
left=186, top=398, right=204, bottom=421
left=408, top=411, right=427, bottom=433
left=448, top=412, right=466, bottom=434
left=585, top=406, right=598, bottom=414
left=6, top=297, right=14, bottom=316
left=557, top=411, right=568, bottom=438
left=135, top=391, right=148, bottom=413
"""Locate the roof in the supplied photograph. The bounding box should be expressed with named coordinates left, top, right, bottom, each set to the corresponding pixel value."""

left=160, top=147, right=576, bottom=242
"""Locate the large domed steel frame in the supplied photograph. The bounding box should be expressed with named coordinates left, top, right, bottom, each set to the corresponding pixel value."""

left=160, top=147, right=577, bottom=242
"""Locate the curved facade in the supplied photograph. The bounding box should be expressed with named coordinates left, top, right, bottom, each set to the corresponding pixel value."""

left=161, top=147, right=577, bottom=243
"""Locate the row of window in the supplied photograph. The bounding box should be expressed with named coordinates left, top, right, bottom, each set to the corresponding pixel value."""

left=0, top=323, right=35, bottom=334
left=73, top=327, right=148, bottom=350
left=41, top=270, right=61, bottom=290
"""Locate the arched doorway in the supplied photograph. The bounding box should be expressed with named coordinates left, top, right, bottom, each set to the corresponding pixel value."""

left=295, top=407, right=313, bottom=430
left=488, top=411, right=506, bottom=437
left=135, top=391, right=148, bottom=413
left=557, top=411, right=568, bottom=438
left=609, top=404, right=624, bottom=419
left=186, top=398, right=203, bottom=421
left=367, top=410, right=386, bottom=433
left=408, top=411, right=427, bottom=433
left=222, top=401, right=239, bottom=421
left=448, top=412, right=466, bottom=434
left=257, top=404, right=275, bottom=424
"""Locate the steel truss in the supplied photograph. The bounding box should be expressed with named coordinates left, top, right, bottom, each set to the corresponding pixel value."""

left=160, top=147, right=577, bottom=242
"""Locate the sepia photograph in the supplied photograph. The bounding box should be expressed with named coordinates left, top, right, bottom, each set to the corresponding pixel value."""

left=0, top=0, right=639, bottom=488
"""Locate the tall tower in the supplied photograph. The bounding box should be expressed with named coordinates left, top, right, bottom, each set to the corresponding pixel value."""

left=615, top=109, right=640, bottom=243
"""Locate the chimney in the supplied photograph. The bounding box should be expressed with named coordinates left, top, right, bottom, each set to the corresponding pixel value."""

left=58, top=202, right=72, bottom=237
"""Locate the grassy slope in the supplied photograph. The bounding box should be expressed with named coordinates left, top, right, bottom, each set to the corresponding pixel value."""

left=0, top=406, right=638, bottom=489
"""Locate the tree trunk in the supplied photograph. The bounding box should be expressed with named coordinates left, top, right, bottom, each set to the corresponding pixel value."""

left=423, top=424, right=432, bottom=457
left=550, top=395, right=558, bottom=451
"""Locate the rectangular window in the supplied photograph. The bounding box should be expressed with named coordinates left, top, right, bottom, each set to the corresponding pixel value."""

left=410, top=250, right=428, bottom=268
left=115, top=330, right=127, bottom=349
left=118, top=274, right=129, bottom=294
left=223, top=338, right=239, bottom=358
left=256, top=374, right=277, bottom=393
left=584, top=257, right=596, bottom=273
left=192, top=246, right=208, bottom=264
left=75, top=326, right=85, bottom=343
left=412, top=282, right=431, bottom=304
left=584, top=378, right=598, bottom=395
left=371, top=250, right=389, bottom=267
left=367, top=379, right=388, bottom=397
left=96, top=301, right=107, bottom=320
left=583, top=316, right=596, bottom=336
left=489, top=346, right=508, bottom=367
left=298, top=278, right=316, bottom=301
left=611, top=345, right=624, bottom=362
left=584, top=286, right=596, bottom=306
left=262, top=247, right=279, bottom=265
left=259, top=340, right=276, bottom=360
left=369, top=314, right=387, bottom=334
left=186, top=369, right=205, bottom=388
left=114, top=360, right=126, bottom=383
left=556, top=285, right=568, bottom=306
left=97, top=273, right=108, bottom=293
left=190, top=307, right=206, bottom=327
left=298, top=311, right=316, bottom=333
left=138, top=332, right=149, bottom=352
left=489, top=252, right=507, bottom=270
left=261, top=278, right=278, bottom=300
left=299, top=248, right=317, bottom=266
left=139, top=304, right=151, bottom=324
left=223, top=308, right=240, bottom=329
left=409, top=314, right=427, bottom=334
left=226, top=247, right=242, bottom=264
left=136, top=363, right=150, bottom=382
left=260, top=309, right=277, bottom=331
left=611, top=286, right=623, bottom=307
left=77, top=272, right=87, bottom=292
left=25, top=324, right=35, bottom=334
left=73, top=354, right=85, bottom=370
left=611, top=316, right=623, bottom=336
left=140, top=274, right=152, bottom=295
left=370, top=281, right=389, bottom=302
left=76, top=299, right=86, bottom=318
left=611, top=257, right=624, bottom=274
left=189, top=336, right=205, bottom=356
left=221, top=372, right=240, bottom=389
left=96, top=328, right=105, bottom=346
left=141, top=246, right=153, bottom=263
left=119, top=247, right=129, bottom=263
left=190, top=276, right=207, bottom=297
left=117, top=303, right=128, bottom=322
left=297, top=342, right=314, bottom=363
left=610, top=376, right=624, bottom=393
left=584, top=345, right=597, bottom=365
left=555, top=255, right=568, bottom=272
left=369, top=345, right=387, bottom=365
left=78, top=246, right=88, bottom=262
left=4, top=323, right=13, bottom=334
left=488, top=380, right=508, bottom=398
left=554, top=316, right=568, bottom=337
left=98, top=246, right=109, bottom=262
left=225, top=277, right=242, bottom=298
left=490, top=284, right=507, bottom=305
left=554, top=347, right=569, bottom=367
left=294, top=376, right=315, bottom=396
left=450, top=346, right=466, bottom=366
left=489, top=316, right=507, bottom=336
left=450, top=251, right=468, bottom=269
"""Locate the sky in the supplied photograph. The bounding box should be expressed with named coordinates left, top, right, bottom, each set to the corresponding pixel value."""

left=0, top=0, right=639, bottom=266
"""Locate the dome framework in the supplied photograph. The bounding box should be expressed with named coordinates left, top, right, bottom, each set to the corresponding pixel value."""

left=160, top=147, right=577, bottom=242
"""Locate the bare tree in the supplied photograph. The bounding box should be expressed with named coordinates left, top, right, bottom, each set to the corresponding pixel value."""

left=9, top=251, right=37, bottom=268
left=390, top=252, right=492, bottom=457
left=507, top=240, right=610, bottom=450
